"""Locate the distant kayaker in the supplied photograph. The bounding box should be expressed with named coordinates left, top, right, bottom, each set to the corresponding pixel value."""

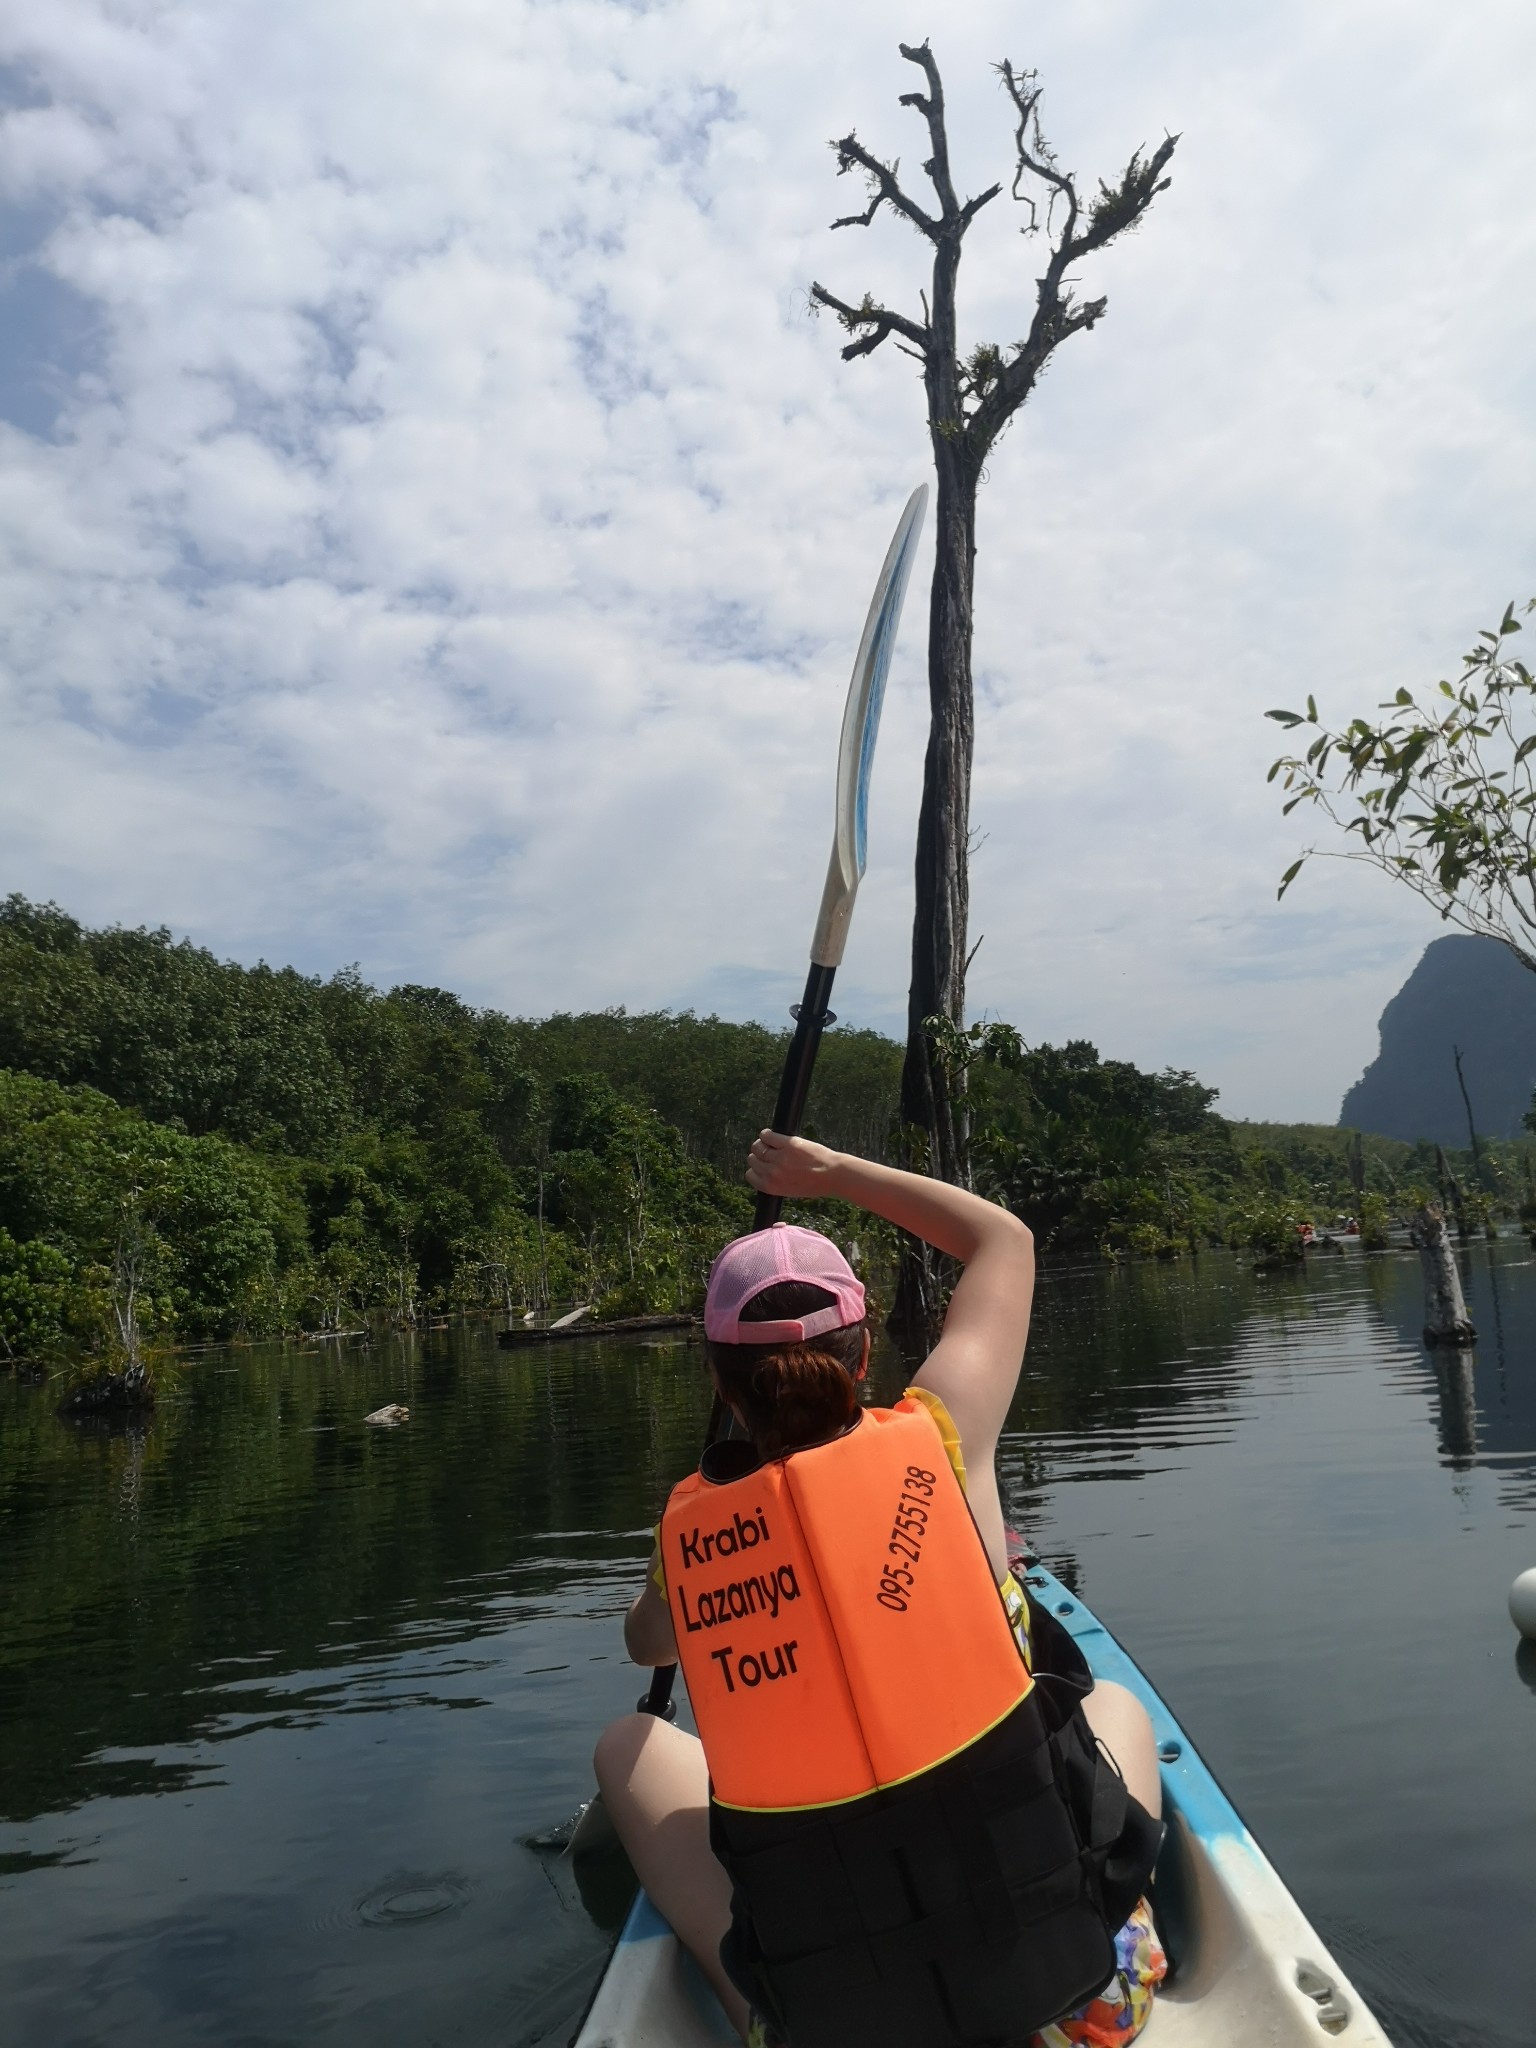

left=597, top=1132, right=1166, bottom=2048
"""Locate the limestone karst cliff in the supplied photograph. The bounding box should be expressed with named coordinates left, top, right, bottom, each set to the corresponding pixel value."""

left=1341, top=934, right=1536, bottom=1143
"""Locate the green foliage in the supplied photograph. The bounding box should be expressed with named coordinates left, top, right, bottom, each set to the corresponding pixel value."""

left=1358, top=1191, right=1392, bottom=1250
left=962, top=1037, right=1234, bottom=1254
left=1268, top=601, right=1536, bottom=965
left=0, top=902, right=775, bottom=1355
left=0, top=897, right=355, bottom=1153
left=0, top=1227, right=70, bottom=1364
left=1222, top=1195, right=1306, bottom=1263
left=541, top=1073, right=750, bottom=1314
left=6, top=896, right=1532, bottom=1368
left=0, top=1069, right=288, bottom=1351
left=514, top=1010, right=901, bottom=1172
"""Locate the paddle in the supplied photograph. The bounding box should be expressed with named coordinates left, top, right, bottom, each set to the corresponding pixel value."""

left=639, top=482, right=929, bottom=1724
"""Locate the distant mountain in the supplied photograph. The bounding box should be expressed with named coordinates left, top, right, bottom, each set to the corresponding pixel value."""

left=1341, top=934, right=1536, bottom=1142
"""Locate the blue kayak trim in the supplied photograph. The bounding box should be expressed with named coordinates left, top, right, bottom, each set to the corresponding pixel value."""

left=1026, top=1563, right=1247, bottom=1851
left=616, top=1890, right=672, bottom=1946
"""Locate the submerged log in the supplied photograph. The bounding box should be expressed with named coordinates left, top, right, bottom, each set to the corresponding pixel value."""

left=1409, top=1203, right=1476, bottom=1348
left=495, top=1311, right=699, bottom=1349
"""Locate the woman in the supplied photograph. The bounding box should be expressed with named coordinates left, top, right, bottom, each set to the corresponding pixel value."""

left=596, top=1131, right=1165, bottom=2048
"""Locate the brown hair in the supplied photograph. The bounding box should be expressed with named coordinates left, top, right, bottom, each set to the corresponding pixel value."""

left=707, top=1278, right=867, bottom=1459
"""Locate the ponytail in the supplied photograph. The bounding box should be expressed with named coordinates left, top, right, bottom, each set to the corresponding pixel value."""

left=707, top=1279, right=866, bottom=1458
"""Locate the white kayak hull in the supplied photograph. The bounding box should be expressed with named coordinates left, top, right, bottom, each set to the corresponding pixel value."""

left=574, top=1564, right=1392, bottom=2046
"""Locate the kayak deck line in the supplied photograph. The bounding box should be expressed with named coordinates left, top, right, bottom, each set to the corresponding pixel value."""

left=573, top=1564, right=1394, bottom=2047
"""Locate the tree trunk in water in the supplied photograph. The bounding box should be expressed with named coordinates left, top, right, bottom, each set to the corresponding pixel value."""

left=807, top=49, right=1177, bottom=1350
left=893, top=435, right=979, bottom=1343
left=1410, top=1202, right=1476, bottom=1347
left=1434, top=1144, right=1469, bottom=1242
left=1452, top=1044, right=1488, bottom=1189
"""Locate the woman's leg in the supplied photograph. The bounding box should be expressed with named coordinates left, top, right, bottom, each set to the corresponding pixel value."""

left=1081, top=1681, right=1162, bottom=1820
left=593, top=1713, right=750, bottom=2038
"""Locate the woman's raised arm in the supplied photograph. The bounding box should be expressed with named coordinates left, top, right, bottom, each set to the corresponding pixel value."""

left=745, top=1133, right=1033, bottom=1578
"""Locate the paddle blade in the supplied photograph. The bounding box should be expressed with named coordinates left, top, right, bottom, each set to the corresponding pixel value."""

left=811, top=483, right=928, bottom=968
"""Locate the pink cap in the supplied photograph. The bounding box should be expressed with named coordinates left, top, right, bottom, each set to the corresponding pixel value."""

left=704, top=1224, right=866, bottom=1345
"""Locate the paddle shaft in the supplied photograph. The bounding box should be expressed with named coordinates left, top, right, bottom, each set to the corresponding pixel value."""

left=639, top=958, right=838, bottom=1720
left=753, top=960, right=838, bottom=1228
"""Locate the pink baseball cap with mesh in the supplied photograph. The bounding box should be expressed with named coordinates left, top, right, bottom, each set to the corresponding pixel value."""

left=704, top=1224, right=866, bottom=1345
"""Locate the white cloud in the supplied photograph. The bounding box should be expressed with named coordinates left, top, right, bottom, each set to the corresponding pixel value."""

left=1, top=0, right=1534, bottom=1119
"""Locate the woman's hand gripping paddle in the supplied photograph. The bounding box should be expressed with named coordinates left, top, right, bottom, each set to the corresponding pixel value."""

left=637, top=483, right=928, bottom=1726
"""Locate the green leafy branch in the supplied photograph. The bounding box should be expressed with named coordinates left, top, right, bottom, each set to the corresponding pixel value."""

left=1267, top=602, right=1536, bottom=966
left=922, top=1014, right=1027, bottom=1084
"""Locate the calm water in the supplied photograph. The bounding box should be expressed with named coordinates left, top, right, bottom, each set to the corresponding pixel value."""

left=4, top=1245, right=1536, bottom=2048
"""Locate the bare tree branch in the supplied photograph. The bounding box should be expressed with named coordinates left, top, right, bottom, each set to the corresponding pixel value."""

left=1000, top=62, right=1077, bottom=243
left=897, top=43, right=1004, bottom=233
left=828, top=131, right=938, bottom=240
left=809, top=281, right=929, bottom=360
left=896, top=40, right=960, bottom=220
left=971, top=289, right=1107, bottom=438
left=960, top=63, right=1177, bottom=454
left=829, top=183, right=894, bottom=232
left=961, top=182, right=1004, bottom=226
left=1061, top=135, right=1178, bottom=266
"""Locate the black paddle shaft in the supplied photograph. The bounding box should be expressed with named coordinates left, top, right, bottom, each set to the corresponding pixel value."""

left=639, top=959, right=837, bottom=1719
left=752, top=960, right=838, bottom=1229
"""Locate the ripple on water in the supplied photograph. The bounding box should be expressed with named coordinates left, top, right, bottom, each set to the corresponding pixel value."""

left=350, top=1872, right=473, bottom=1930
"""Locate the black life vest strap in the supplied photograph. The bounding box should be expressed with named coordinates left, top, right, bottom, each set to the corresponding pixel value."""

left=712, top=1589, right=1164, bottom=2048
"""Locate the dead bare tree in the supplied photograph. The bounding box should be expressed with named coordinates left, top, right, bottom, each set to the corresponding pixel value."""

left=812, top=43, right=1175, bottom=1333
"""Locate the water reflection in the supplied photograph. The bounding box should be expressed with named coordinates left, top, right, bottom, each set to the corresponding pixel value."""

left=0, top=1320, right=714, bottom=2048
left=987, top=1252, right=1264, bottom=1520
left=994, top=1248, right=1408, bottom=1516
left=0, top=1331, right=712, bottom=1826
left=1002, top=1237, right=1536, bottom=1514
left=1365, top=1240, right=1536, bottom=1512
left=4, top=1251, right=1536, bottom=2047
left=1430, top=1350, right=1478, bottom=1466
left=1008, top=1246, right=1536, bottom=2048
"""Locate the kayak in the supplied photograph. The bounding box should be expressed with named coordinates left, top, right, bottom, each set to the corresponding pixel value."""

left=572, top=1562, right=1392, bottom=2046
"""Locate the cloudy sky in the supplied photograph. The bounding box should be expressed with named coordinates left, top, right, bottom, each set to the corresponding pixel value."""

left=1, top=0, right=1533, bottom=1121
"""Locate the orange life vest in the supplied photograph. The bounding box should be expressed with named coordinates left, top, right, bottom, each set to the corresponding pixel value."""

left=660, top=1397, right=1030, bottom=1810
left=658, top=1401, right=1163, bottom=2048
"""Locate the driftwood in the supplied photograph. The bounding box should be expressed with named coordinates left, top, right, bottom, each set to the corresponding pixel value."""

left=495, top=1312, right=700, bottom=1350
left=1408, top=1203, right=1476, bottom=1347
